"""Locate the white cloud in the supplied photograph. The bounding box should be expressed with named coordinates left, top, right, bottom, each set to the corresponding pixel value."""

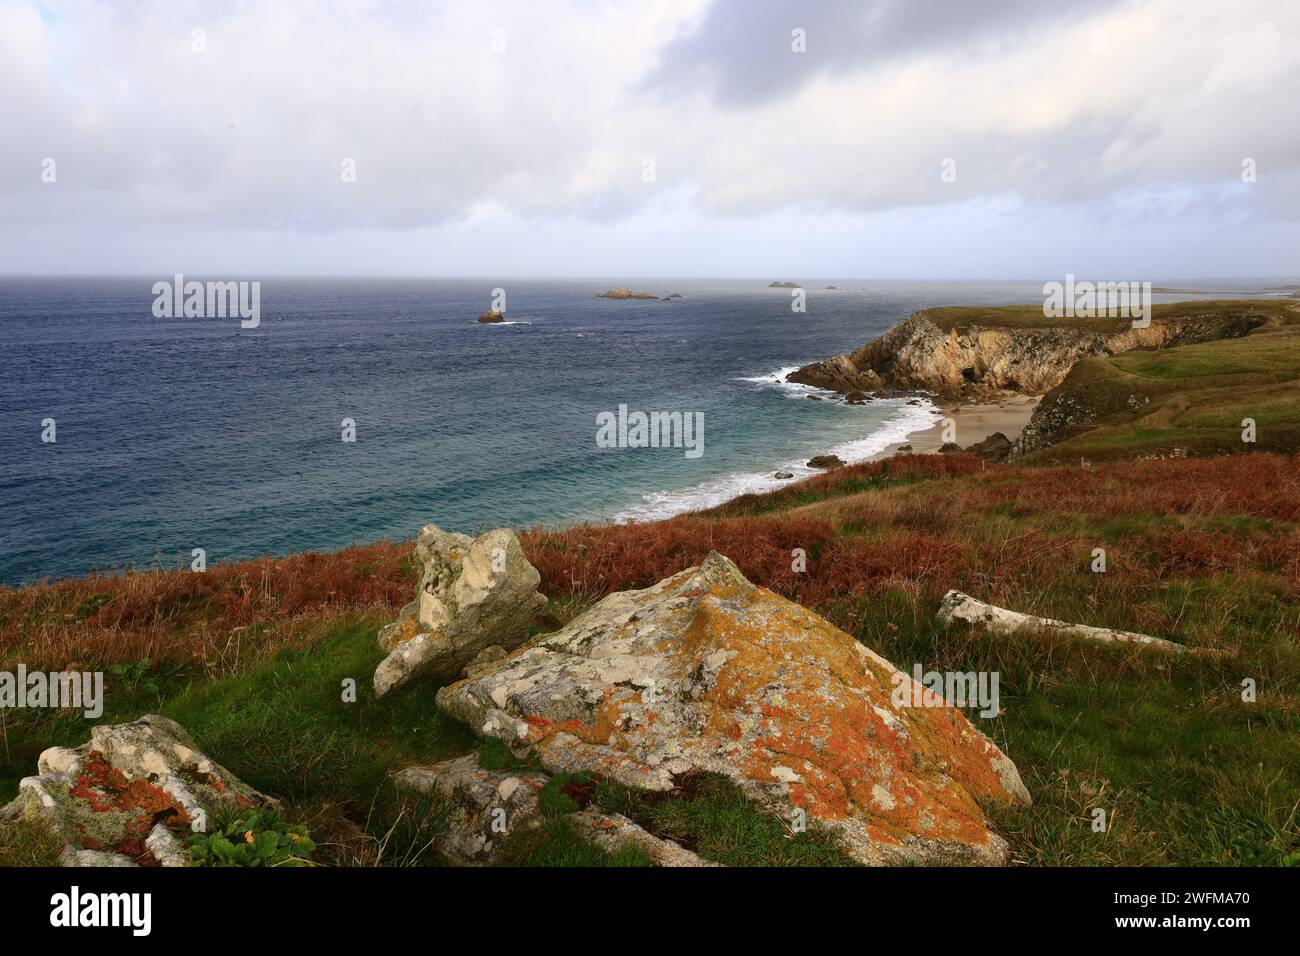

left=0, top=0, right=1296, bottom=275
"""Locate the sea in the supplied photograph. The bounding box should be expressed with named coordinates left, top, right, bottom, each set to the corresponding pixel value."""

left=0, top=277, right=1273, bottom=585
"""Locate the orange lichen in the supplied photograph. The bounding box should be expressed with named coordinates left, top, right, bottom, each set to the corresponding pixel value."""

left=675, top=580, right=1012, bottom=847
left=67, top=750, right=192, bottom=858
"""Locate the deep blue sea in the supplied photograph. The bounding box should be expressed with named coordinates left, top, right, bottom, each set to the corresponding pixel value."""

left=0, top=277, right=1236, bottom=586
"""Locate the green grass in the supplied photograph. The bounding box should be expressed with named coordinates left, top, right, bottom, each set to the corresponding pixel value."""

left=987, top=679, right=1300, bottom=866
left=0, top=617, right=481, bottom=866
left=494, top=817, right=654, bottom=867
left=1020, top=302, right=1300, bottom=462
left=918, top=303, right=1133, bottom=333
left=918, top=299, right=1295, bottom=335
left=592, top=773, right=859, bottom=866
left=705, top=469, right=927, bottom=518
left=160, top=620, right=476, bottom=807
left=0, top=616, right=812, bottom=867
left=829, top=587, right=1300, bottom=867
left=0, top=816, right=64, bottom=866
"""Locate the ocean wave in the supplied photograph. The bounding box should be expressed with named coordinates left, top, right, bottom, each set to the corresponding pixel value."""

left=609, top=397, right=941, bottom=523
left=734, top=365, right=839, bottom=399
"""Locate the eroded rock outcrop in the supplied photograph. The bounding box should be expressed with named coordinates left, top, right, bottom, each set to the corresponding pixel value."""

left=967, top=431, right=1013, bottom=462
left=0, top=715, right=271, bottom=867
left=395, top=753, right=713, bottom=866
left=436, top=553, right=1030, bottom=865
left=788, top=309, right=1262, bottom=401
left=374, top=524, right=546, bottom=698
left=806, top=454, right=845, bottom=469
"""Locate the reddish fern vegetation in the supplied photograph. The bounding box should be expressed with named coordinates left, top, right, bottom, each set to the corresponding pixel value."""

left=3, top=452, right=1299, bottom=674
left=0, top=543, right=414, bottom=673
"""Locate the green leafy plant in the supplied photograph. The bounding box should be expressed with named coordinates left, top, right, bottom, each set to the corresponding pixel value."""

left=186, top=808, right=316, bottom=867
left=109, top=661, right=160, bottom=695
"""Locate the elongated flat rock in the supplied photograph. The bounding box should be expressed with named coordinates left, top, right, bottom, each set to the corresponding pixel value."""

left=938, top=589, right=1193, bottom=653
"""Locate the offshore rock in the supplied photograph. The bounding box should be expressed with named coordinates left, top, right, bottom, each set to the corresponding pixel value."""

left=806, top=454, right=845, bottom=469
left=597, top=288, right=658, bottom=300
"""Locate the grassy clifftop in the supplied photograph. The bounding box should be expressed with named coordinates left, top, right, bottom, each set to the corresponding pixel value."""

left=1017, top=300, right=1300, bottom=462
left=917, top=299, right=1293, bottom=334
left=3, top=449, right=1298, bottom=866
left=792, top=298, right=1288, bottom=399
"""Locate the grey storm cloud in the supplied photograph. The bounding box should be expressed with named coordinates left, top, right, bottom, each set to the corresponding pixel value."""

left=645, top=0, right=1125, bottom=107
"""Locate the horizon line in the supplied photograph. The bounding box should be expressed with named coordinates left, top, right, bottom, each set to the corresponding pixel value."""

left=1, top=272, right=1298, bottom=284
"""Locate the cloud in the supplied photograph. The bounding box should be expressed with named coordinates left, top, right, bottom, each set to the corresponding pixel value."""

left=0, top=0, right=1296, bottom=275
left=643, top=0, right=1124, bottom=108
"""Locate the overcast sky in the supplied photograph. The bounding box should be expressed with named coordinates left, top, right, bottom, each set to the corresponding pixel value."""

left=2, top=0, right=1297, bottom=279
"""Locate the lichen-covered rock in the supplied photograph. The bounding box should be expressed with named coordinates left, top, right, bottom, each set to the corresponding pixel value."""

left=374, top=523, right=546, bottom=698
left=567, top=808, right=716, bottom=866
left=1, top=715, right=272, bottom=867
left=436, top=553, right=1030, bottom=866
left=395, top=754, right=549, bottom=864
left=395, top=753, right=712, bottom=866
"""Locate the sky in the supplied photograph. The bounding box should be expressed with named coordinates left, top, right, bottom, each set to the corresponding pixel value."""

left=1, top=0, right=1298, bottom=279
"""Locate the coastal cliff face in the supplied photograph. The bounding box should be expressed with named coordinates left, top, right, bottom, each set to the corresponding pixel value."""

left=788, top=308, right=1262, bottom=401
left=1012, top=387, right=1106, bottom=458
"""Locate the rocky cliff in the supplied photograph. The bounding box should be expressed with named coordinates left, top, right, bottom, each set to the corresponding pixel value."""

left=788, top=308, right=1263, bottom=401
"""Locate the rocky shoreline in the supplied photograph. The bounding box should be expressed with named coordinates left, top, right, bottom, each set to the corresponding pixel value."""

left=872, top=395, right=1039, bottom=463
left=786, top=307, right=1261, bottom=402
left=788, top=304, right=1269, bottom=462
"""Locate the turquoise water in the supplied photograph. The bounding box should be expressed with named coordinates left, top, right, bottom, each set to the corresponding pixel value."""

left=0, top=277, right=1057, bottom=584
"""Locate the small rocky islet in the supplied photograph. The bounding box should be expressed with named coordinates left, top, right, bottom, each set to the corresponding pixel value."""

left=597, top=288, right=682, bottom=300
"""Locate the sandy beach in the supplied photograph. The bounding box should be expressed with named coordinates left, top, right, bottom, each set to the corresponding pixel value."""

left=873, top=393, right=1040, bottom=458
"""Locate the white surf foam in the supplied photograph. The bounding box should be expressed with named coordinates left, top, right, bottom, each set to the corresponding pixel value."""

left=608, top=395, right=942, bottom=524
left=734, top=365, right=839, bottom=400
